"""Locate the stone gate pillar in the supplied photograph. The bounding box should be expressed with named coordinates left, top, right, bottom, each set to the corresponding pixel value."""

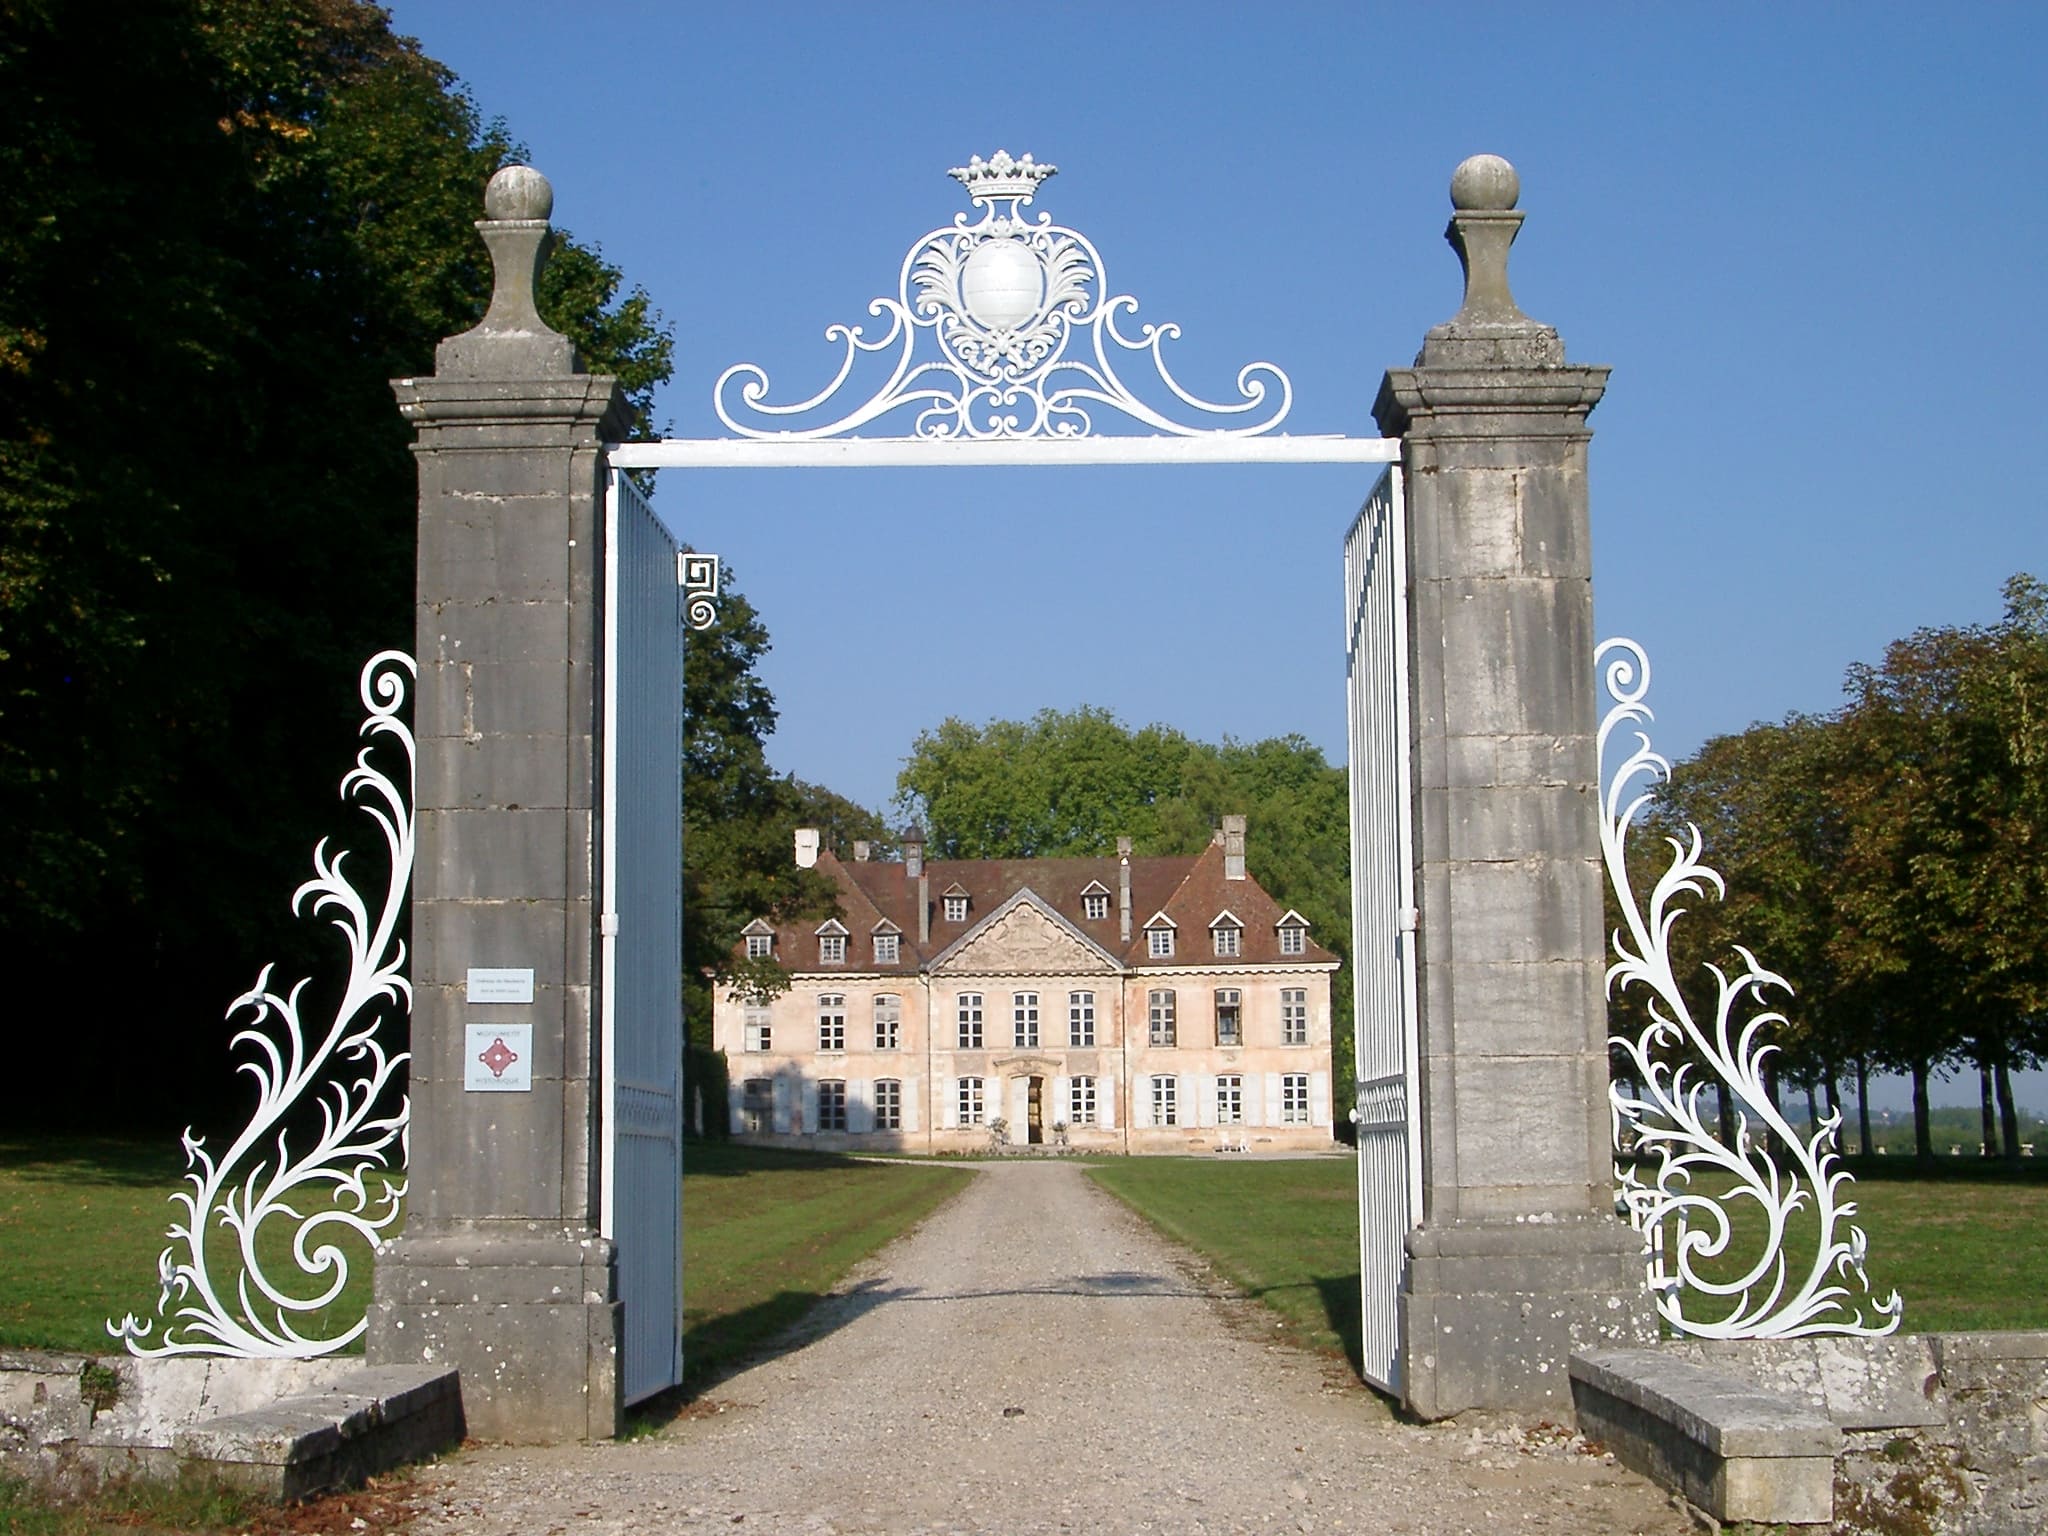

left=368, top=166, right=628, bottom=1441
left=1372, top=155, right=1654, bottom=1419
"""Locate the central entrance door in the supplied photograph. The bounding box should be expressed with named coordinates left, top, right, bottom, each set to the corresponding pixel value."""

left=1027, top=1077, right=1045, bottom=1145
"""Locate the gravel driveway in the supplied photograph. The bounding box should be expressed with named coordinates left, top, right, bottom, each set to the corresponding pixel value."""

left=409, top=1162, right=1691, bottom=1536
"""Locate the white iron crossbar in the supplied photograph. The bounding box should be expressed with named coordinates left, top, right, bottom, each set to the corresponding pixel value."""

left=607, top=436, right=1400, bottom=470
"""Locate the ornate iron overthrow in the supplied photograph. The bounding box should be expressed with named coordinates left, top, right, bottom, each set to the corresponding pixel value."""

left=714, top=150, right=1293, bottom=441
left=109, top=652, right=414, bottom=1357
left=1598, top=637, right=1902, bottom=1338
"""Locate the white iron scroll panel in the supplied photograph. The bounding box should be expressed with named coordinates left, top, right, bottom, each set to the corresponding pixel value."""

left=601, top=469, right=686, bottom=1404
left=1344, top=467, right=1423, bottom=1394
left=1598, top=640, right=1901, bottom=1338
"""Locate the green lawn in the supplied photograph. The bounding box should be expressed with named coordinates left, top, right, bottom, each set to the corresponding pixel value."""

left=1089, top=1154, right=2048, bottom=1378
left=0, top=1137, right=392, bottom=1355
left=1668, top=1157, right=2048, bottom=1334
left=676, top=1140, right=968, bottom=1392
left=0, top=1136, right=966, bottom=1392
left=1087, top=1157, right=1366, bottom=1368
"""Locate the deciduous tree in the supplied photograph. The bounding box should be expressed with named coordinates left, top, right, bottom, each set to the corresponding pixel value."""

left=0, top=0, right=670, bottom=1123
left=895, top=708, right=1358, bottom=1111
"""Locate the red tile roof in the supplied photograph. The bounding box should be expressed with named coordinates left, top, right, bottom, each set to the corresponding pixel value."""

left=750, top=840, right=1337, bottom=972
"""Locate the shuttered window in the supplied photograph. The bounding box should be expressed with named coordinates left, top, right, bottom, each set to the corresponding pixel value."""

left=1148, top=990, right=1176, bottom=1047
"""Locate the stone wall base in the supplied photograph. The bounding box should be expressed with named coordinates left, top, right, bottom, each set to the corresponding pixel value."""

left=1569, top=1348, right=1839, bottom=1524
left=1571, top=1333, right=2048, bottom=1534
left=1399, top=1215, right=1655, bottom=1420
left=0, top=1352, right=458, bottom=1502
left=368, top=1227, right=622, bottom=1442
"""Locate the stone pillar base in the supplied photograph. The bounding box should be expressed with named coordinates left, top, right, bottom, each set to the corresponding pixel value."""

left=368, top=1228, right=622, bottom=1442
left=1400, top=1216, right=1655, bottom=1421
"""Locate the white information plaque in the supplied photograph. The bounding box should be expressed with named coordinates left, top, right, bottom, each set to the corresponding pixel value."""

left=464, top=1024, right=533, bottom=1092
left=466, top=967, right=535, bottom=1005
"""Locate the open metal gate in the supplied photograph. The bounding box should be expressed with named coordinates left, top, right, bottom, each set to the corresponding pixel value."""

left=601, top=152, right=1423, bottom=1401
left=600, top=466, right=685, bottom=1404
left=1344, top=465, right=1422, bottom=1394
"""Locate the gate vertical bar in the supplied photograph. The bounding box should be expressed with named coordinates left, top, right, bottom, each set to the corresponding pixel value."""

left=600, top=465, right=685, bottom=1404
left=1345, top=466, right=1421, bottom=1393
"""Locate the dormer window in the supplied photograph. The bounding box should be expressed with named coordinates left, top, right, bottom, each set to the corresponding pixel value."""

left=1276, top=910, right=1310, bottom=956
left=1211, top=912, right=1243, bottom=959
left=815, top=918, right=848, bottom=966
left=1080, top=881, right=1111, bottom=921
left=942, top=883, right=970, bottom=924
left=873, top=922, right=900, bottom=965
left=742, top=919, right=775, bottom=960
left=1145, top=915, right=1176, bottom=959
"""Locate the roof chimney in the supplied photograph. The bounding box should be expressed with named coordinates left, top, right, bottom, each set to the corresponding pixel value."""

left=1223, top=814, right=1246, bottom=881
left=794, top=828, right=819, bottom=869
left=852, top=840, right=871, bottom=862
left=1117, top=835, right=1133, bottom=943
left=918, top=871, right=930, bottom=946
left=902, top=825, right=924, bottom=880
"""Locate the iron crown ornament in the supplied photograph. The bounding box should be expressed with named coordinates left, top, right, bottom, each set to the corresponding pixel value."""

left=714, top=151, right=1293, bottom=441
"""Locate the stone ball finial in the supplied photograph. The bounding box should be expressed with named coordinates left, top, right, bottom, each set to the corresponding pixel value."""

left=1449, top=154, right=1519, bottom=212
left=483, top=164, right=553, bottom=223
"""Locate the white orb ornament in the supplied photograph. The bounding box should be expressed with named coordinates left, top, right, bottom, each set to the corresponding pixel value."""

left=1449, top=153, right=1519, bottom=212
left=959, top=238, right=1044, bottom=330
left=483, top=164, right=553, bottom=222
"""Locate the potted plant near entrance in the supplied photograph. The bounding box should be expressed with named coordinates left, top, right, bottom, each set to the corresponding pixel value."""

left=987, top=1116, right=1009, bottom=1154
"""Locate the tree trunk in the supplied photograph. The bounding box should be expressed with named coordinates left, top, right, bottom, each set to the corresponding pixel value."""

left=1980, top=1057, right=2000, bottom=1158
left=1717, top=1082, right=1737, bottom=1149
left=1856, top=1056, right=1873, bottom=1156
left=1804, top=1080, right=1821, bottom=1145
left=1996, top=1056, right=2023, bottom=1167
left=1912, top=1060, right=1934, bottom=1163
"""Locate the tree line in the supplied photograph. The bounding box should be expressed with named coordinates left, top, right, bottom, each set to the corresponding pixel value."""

left=1620, top=575, right=2047, bottom=1163
left=8, top=4, right=2034, bottom=1164
left=0, top=0, right=677, bottom=1123
left=891, top=707, right=1358, bottom=1107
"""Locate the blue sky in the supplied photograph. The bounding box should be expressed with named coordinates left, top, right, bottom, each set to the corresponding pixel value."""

left=388, top=3, right=2047, bottom=1109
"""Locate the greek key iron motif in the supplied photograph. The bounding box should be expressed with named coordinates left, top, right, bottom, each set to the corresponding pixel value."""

left=109, top=652, right=414, bottom=1357
left=1598, top=638, right=1901, bottom=1338
left=679, top=551, right=720, bottom=631
left=714, top=151, right=1293, bottom=441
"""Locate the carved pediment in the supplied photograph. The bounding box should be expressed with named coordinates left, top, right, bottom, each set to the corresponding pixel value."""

left=931, top=890, right=1120, bottom=976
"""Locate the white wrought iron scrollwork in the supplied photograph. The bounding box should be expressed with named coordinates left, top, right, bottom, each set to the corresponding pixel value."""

left=679, top=551, right=720, bottom=631
left=109, top=651, right=415, bottom=1358
left=714, top=150, right=1293, bottom=441
left=1598, top=637, right=1901, bottom=1338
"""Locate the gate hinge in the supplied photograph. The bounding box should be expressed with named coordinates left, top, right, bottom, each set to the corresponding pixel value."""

left=600, top=912, right=621, bottom=937
left=1397, top=906, right=1419, bottom=934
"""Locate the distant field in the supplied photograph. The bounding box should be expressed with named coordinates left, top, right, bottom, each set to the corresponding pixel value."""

left=8, top=1134, right=2038, bottom=1390
left=0, top=1136, right=968, bottom=1394
left=1678, top=1157, right=2048, bottom=1334
left=0, top=1136, right=378, bottom=1355
left=1089, top=1154, right=2048, bottom=1372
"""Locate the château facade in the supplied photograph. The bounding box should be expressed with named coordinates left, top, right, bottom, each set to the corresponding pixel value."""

left=713, top=816, right=1340, bottom=1153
